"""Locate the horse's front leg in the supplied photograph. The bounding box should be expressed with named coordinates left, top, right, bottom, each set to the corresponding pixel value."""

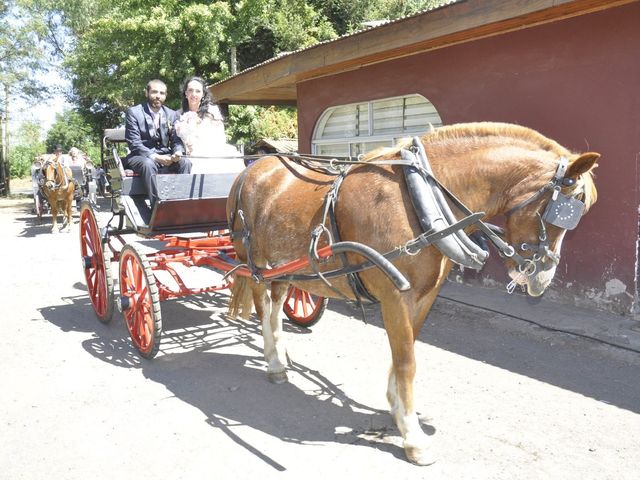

left=382, top=298, right=435, bottom=466
left=49, top=197, right=59, bottom=233
left=255, top=281, right=289, bottom=384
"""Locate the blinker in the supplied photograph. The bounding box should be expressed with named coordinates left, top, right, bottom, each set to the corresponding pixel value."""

left=562, top=178, right=576, bottom=186
left=542, top=192, right=585, bottom=230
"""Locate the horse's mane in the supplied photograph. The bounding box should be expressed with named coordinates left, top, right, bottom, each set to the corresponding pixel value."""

left=364, top=122, right=597, bottom=209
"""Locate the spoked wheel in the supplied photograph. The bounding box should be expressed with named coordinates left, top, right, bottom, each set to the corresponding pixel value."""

left=79, top=201, right=114, bottom=323
left=283, top=286, right=328, bottom=327
left=34, top=191, right=44, bottom=218
left=119, top=243, right=162, bottom=359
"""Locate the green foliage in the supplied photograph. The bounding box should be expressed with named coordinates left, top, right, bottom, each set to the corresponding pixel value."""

left=45, top=109, right=99, bottom=158
left=22, top=0, right=339, bottom=136
left=8, top=0, right=450, bottom=150
left=13, top=120, right=43, bottom=149
left=308, top=0, right=446, bottom=34
left=1, top=1, right=47, bottom=104
left=7, top=120, right=44, bottom=178
left=226, top=105, right=297, bottom=148
left=231, top=0, right=336, bottom=69
left=8, top=145, right=37, bottom=178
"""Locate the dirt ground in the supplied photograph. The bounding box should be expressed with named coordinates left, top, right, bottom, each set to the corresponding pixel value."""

left=0, top=191, right=639, bottom=480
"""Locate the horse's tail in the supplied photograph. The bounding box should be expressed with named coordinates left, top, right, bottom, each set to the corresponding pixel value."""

left=228, top=275, right=254, bottom=320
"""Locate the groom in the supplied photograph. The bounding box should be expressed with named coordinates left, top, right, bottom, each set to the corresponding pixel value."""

left=123, top=78, right=191, bottom=208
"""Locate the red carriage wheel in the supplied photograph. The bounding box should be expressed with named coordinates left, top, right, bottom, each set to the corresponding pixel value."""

left=34, top=192, right=43, bottom=218
left=118, top=243, right=162, bottom=359
left=283, top=286, right=327, bottom=327
left=79, top=201, right=114, bottom=323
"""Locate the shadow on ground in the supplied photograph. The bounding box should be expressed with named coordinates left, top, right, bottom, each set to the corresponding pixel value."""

left=327, top=298, right=640, bottom=414
left=39, top=293, right=434, bottom=469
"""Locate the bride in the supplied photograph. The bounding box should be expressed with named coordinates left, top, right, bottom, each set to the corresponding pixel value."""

left=175, top=76, right=242, bottom=173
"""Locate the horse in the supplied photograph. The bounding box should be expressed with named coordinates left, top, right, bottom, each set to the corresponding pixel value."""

left=40, top=154, right=75, bottom=232
left=226, top=122, right=599, bottom=465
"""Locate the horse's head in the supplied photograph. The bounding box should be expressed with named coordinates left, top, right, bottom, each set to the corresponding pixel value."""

left=42, top=156, right=71, bottom=191
left=503, top=152, right=599, bottom=296
left=42, top=159, right=58, bottom=190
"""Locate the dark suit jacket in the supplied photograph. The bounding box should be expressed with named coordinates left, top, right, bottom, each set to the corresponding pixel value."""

left=124, top=103, right=184, bottom=160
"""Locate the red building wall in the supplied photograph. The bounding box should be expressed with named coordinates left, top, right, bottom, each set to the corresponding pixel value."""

left=297, top=3, right=640, bottom=314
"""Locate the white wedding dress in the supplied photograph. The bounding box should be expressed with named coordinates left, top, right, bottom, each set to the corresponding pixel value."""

left=176, top=105, right=243, bottom=174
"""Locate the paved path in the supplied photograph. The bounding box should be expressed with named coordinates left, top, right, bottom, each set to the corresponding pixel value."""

left=1, top=195, right=638, bottom=480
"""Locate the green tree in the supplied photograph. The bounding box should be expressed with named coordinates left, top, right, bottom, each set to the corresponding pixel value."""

left=1, top=0, right=50, bottom=192
left=23, top=1, right=337, bottom=135
left=45, top=109, right=100, bottom=160
left=308, top=0, right=447, bottom=34
left=7, top=120, right=45, bottom=178
left=226, top=105, right=297, bottom=148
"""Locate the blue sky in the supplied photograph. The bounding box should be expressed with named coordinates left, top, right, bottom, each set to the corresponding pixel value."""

left=9, top=71, right=70, bottom=140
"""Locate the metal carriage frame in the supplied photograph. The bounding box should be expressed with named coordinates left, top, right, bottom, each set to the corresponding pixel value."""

left=79, top=129, right=327, bottom=359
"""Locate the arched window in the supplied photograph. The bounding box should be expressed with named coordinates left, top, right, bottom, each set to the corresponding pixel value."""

left=312, top=94, right=442, bottom=156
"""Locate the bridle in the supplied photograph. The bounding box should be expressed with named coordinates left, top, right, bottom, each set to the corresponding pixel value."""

left=43, top=159, right=71, bottom=191
left=497, top=156, right=587, bottom=292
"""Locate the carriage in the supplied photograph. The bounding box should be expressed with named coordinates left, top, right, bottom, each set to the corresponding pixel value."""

left=79, top=128, right=328, bottom=359
left=31, top=153, right=99, bottom=219
left=79, top=123, right=599, bottom=465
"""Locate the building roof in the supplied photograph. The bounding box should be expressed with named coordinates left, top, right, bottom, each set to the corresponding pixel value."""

left=210, top=0, right=633, bottom=106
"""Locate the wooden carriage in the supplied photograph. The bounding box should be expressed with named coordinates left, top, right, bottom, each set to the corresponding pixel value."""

left=78, top=129, right=327, bottom=359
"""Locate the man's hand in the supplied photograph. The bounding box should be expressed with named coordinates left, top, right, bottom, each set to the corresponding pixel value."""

left=170, top=152, right=182, bottom=164
left=155, top=154, right=173, bottom=166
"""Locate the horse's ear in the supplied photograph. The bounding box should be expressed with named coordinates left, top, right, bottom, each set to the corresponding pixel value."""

left=567, top=152, right=599, bottom=178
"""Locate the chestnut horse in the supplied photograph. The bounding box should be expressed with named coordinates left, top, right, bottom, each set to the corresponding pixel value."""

left=227, top=122, right=598, bottom=465
left=41, top=155, right=75, bottom=232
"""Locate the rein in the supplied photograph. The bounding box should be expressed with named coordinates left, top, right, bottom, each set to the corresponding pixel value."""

left=282, top=148, right=586, bottom=294
left=229, top=147, right=586, bottom=296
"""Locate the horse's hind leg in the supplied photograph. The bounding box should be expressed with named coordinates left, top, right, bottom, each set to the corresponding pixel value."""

left=256, top=281, right=289, bottom=384
left=63, top=193, right=73, bottom=230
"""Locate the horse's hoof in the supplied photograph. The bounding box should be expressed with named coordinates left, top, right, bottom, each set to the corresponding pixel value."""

left=404, top=443, right=436, bottom=466
left=267, top=371, right=288, bottom=384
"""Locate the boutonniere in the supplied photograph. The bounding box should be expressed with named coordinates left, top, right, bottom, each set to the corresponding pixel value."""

left=166, top=119, right=173, bottom=133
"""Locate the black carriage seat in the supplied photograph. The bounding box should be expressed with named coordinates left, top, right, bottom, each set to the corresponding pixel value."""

left=122, top=173, right=238, bottom=236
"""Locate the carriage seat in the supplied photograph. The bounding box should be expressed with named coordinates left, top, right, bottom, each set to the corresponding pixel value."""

left=113, top=147, right=138, bottom=178
left=110, top=147, right=176, bottom=196
left=122, top=172, right=238, bottom=235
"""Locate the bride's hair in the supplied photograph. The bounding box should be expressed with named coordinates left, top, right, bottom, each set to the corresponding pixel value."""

left=180, top=76, right=216, bottom=119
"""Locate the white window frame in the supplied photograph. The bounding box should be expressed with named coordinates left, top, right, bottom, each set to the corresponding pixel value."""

left=312, top=94, right=442, bottom=156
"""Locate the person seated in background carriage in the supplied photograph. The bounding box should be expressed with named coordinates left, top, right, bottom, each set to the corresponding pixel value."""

left=67, top=147, right=88, bottom=167
left=123, top=78, right=191, bottom=208
left=52, top=144, right=64, bottom=163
